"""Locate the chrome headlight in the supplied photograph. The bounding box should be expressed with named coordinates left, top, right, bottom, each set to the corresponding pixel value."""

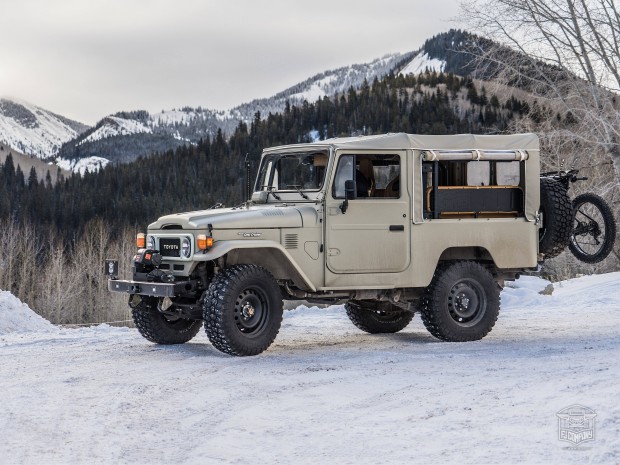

left=147, top=235, right=155, bottom=250
left=181, top=237, right=191, bottom=258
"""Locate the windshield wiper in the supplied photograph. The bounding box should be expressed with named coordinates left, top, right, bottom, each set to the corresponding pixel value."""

left=287, top=185, right=309, bottom=199
left=261, top=185, right=281, bottom=201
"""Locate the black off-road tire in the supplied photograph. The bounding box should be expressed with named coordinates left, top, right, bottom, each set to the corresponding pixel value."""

left=569, top=193, right=617, bottom=263
left=419, top=261, right=500, bottom=342
left=345, top=301, right=414, bottom=334
left=539, top=178, right=573, bottom=259
left=132, top=297, right=202, bottom=344
left=203, top=265, right=283, bottom=356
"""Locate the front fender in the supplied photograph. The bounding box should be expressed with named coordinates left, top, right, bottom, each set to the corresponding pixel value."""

left=196, top=240, right=317, bottom=292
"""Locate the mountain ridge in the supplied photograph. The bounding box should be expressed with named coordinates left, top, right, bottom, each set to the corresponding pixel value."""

left=1, top=30, right=491, bottom=171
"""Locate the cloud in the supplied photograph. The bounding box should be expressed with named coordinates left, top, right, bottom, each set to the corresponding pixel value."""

left=0, top=0, right=460, bottom=124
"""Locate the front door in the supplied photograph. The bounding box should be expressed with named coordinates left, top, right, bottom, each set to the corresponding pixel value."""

left=325, top=151, right=410, bottom=273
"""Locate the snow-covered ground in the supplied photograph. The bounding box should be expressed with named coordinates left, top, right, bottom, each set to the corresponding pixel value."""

left=1, top=273, right=619, bottom=464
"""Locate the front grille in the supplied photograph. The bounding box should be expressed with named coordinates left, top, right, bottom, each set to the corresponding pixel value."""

left=159, top=238, right=181, bottom=257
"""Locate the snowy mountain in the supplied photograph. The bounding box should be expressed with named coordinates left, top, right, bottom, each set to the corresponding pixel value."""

left=79, top=116, right=152, bottom=145
left=0, top=98, right=89, bottom=159
left=400, top=52, right=446, bottom=75
left=56, top=52, right=418, bottom=164
left=229, top=52, right=416, bottom=121
left=1, top=30, right=485, bottom=169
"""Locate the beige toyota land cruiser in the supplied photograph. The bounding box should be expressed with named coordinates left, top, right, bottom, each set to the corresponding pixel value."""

left=107, top=133, right=562, bottom=356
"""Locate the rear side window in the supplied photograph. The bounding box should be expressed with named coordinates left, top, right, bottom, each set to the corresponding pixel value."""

left=496, top=161, right=521, bottom=185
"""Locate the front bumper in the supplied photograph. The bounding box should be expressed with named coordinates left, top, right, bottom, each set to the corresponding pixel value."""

left=108, top=279, right=196, bottom=298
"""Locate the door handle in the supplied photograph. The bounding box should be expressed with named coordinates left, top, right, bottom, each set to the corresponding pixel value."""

left=389, top=225, right=405, bottom=231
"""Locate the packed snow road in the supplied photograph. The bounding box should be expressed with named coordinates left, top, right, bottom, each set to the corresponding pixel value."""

left=1, top=274, right=619, bottom=465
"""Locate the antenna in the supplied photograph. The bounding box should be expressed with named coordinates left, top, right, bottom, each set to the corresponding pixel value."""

left=244, top=153, right=251, bottom=206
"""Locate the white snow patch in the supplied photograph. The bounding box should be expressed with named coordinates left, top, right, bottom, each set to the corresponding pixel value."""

left=2, top=272, right=620, bottom=464
left=56, top=156, right=110, bottom=175
left=0, top=290, right=55, bottom=335
left=289, top=75, right=339, bottom=102
left=79, top=116, right=151, bottom=145
left=290, top=83, right=327, bottom=102
left=308, top=129, right=320, bottom=142
left=151, top=109, right=195, bottom=126
left=400, top=52, right=446, bottom=75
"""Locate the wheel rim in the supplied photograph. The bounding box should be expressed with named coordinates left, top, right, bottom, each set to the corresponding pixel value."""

left=446, top=279, right=487, bottom=327
left=234, top=288, right=269, bottom=335
left=538, top=206, right=547, bottom=241
left=571, top=201, right=607, bottom=257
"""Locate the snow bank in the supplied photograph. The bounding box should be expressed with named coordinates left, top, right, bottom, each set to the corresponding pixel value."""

left=2, top=272, right=619, bottom=465
left=502, top=274, right=552, bottom=309
left=0, top=290, right=55, bottom=335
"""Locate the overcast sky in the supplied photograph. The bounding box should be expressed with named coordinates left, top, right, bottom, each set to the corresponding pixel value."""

left=1, top=0, right=462, bottom=125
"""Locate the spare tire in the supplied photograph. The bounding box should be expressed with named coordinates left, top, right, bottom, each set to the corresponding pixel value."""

left=539, top=178, right=573, bottom=259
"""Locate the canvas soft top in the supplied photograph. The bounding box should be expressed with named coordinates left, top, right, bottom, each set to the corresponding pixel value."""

left=263, top=132, right=539, bottom=153
left=322, top=132, right=540, bottom=152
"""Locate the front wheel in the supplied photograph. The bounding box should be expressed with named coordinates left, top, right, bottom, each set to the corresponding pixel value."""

left=203, top=265, right=283, bottom=356
left=132, top=297, right=202, bottom=344
left=569, top=193, right=616, bottom=263
left=419, top=261, right=500, bottom=342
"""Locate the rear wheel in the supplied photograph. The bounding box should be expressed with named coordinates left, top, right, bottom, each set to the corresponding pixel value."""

left=419, top=261, right=500, bottom=342
left=345, top=301, right=413, bottom=334
left=569, top=193, right=616, bottom=263
left=539, top=178, right=573, bottom=259
left=203, top=265, right=283, bottom=356
left=131, top=296, right=202, bottom=344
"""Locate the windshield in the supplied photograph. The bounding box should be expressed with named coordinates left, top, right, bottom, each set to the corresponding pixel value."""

left=255, top=151, right=328, bottom=192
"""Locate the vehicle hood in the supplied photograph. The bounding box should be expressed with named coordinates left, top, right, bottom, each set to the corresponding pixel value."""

left=148, top=205, right=306, bottom=230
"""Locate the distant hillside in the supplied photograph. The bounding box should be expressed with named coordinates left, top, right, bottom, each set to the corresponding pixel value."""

left=56, top=53, right=417, bottom=164
left=0, top=98, right=89, bottom=159
left=3, top=30, right=565, bottom=170
left=0, top=145, right=69, bottom=185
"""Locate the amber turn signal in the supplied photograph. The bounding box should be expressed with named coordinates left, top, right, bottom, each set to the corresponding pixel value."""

left=136, top=233, right=146, bottom=248
left=197, top=234, right=214, bottom=250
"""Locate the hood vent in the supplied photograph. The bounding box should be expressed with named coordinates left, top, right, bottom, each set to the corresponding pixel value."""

left=162, top=224, right=183, bottom=230
left=284, top=234, right=299, bottom=249
left=262, top=209, right=285, bottom=216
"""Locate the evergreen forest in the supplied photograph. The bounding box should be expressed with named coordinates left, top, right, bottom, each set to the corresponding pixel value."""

left=1, top=71, right=535, bottom=242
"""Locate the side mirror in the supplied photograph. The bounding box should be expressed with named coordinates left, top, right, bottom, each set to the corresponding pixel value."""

left=340, top=179, right=356, bottom=214
left=251, top=191, right=269, bottom=204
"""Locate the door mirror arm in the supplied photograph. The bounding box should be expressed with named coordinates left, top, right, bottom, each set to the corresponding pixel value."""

left=340, top=179, right=356, bottom=214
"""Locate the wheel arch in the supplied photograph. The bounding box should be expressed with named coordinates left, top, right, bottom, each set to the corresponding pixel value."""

left=203, top=240, right=316, bottom=291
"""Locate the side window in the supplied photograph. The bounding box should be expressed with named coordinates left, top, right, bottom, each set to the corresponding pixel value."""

left=467, top=161, right=490, bottom=186
left=333, top=154, right=401, bottom=199
left=424, top=158, right=525, bottom=219
left=333, top=155, right=354, bottom=198
left=496, top=161, right=521, bottom=186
